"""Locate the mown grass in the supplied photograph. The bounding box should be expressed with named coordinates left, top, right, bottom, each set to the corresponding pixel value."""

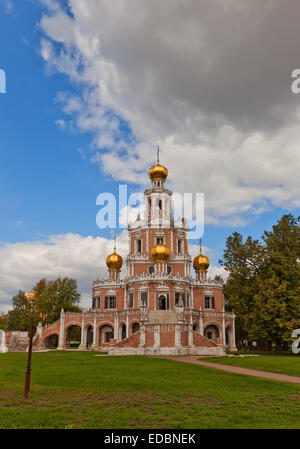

left=1, top=351, right=300, bottom=429
left=202, top=355, right=300, bottom=377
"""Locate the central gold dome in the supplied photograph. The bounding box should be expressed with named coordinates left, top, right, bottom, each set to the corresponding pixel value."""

left=106, top=249, right=123, bottom=271
left=151, top=239, right=170, bottom=262
left=149, top=162, right=168, bottom=181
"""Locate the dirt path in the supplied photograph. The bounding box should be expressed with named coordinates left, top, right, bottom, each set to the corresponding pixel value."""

left=163, top=356, right=300, bottom=385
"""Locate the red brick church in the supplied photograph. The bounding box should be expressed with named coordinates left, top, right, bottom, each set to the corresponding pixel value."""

left=39, top=155, right=237, bottom=355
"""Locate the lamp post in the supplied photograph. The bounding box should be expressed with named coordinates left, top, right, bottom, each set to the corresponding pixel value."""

left=23, top=292, right=46, bottom=399
left=24, top=290, right=35, bottom=399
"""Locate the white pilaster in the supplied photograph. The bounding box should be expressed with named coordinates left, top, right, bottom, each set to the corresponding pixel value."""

left=114, top=312, right=119, bottom=341
left=154, top=324, right=160, bottom=348
left=92, top=312, right=97, bottom=347
left=58, top=309, right=65, bottom=349
left=79, top=313, right=85, bottom=349
left=139, top=323, right=145, bottom=347
left=126, top=311, right=129, bottom=338
left=222, top=312, right=226, bottom=346
left=175, top=324, right=181, bottom=347
left=199, top=310, right=204, bottom=335
left=188, top=314, right=193, bottom=347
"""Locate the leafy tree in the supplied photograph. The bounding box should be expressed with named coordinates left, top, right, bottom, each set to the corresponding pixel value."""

left=33, top=277, right=81, bottom=325
left=6, top=278, right=82, bottom=331
left=220, top=214, right=300, bottom=353
left=0, top=313, right=8, bottom=331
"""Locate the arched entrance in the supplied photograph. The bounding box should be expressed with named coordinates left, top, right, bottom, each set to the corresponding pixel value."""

left=45, top=334, right=58, bottom=349
left=99, top=325, right=113, bottom=346
left=132, top=322, right=140, bottom=334
left=120, top=323, right=126, bottom=340
left=65, top=325, right=81, bottom=348
left=226, top=326, right=233, bottom=347
left=158, top=295, right=167, bottom=310
left=86, top=325, right=93, bottom=349
left=193, top=322, right=199, bottom=332
left=204, top=325, right=219, bottom=342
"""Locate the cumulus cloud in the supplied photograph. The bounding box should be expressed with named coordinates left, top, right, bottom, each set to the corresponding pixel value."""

left=0, top=232, right=128, bottom=313
left=38, top=0, right=300, bottom=225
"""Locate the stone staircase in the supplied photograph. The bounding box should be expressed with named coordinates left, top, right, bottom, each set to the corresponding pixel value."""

left=147, top=310, right=178, bottom=324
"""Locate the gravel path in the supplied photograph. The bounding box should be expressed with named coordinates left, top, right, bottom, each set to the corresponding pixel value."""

left=162, top=356, right=300, bottom=384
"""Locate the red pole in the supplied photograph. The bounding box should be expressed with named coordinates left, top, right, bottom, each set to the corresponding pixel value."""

left=24, top=315, right=34, bottom=399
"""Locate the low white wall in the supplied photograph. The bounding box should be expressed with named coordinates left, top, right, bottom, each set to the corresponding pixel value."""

left=108, top=346, right=226, bottom=356
left=0, top=330, right=8, bottom=353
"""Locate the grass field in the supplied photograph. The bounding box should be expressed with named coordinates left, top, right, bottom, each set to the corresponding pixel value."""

left=1, top=351, right=300, bottom=429
left=202, top=355, right=300, bottom=376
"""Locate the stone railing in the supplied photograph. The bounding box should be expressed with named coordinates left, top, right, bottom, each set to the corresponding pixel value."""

left=93, top=272, right=224, bottom=288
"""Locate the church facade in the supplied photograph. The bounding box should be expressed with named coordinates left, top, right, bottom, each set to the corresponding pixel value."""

left=41, top=157, right=236, bottom=355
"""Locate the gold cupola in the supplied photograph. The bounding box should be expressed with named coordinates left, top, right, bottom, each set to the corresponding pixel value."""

left=149, top=147, right=168, bottom=181
left=106, top=240, right=123, bottom=271
left=193, top=239, right=210, bottom=272
left=152, top=238, right=170, bottom=262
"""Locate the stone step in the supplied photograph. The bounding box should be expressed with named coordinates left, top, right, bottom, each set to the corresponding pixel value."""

left=148, top=310, right=178, bottom=324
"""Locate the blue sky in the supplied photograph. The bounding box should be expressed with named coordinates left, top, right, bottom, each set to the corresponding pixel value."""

left=0, top=0, right=299, bottom=311
left=0, top=1, right=118, bottom=243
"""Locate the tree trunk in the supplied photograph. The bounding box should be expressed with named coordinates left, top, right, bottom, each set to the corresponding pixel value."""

left=268, top=341, right=272, bottom=354
left=275, top=339, right=282, bottom=355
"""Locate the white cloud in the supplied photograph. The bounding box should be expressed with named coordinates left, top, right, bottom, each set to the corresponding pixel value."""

left=38, top=0, right=300, bottom=225
left=2, top=0, right=14, bottom=14
left=0, top=232, right=128, bottom=313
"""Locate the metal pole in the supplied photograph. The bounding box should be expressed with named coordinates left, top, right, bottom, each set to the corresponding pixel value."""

left=24, top=314, right=34, bottom=399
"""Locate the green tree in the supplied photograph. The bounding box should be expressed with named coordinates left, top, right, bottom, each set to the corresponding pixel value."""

left=220, top=214, right=300, bottom=353
left=33, top=277, right=81, bottom=325
left=6, top=290, right=34, bottom=331
left=6, top=278, right=82, bottom=331
left=0, top=313, right=8, bottom=331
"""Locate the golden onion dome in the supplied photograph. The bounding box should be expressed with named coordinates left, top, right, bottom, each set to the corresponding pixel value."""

left=193, top=245, right=210, bottom=272
left=149, top=162, right=168, bottom=181
left=106, top=249, right=123, bottom=271
left=149, top=147, right=168, bottom=180
left=151, top=239, right=170, bottom=262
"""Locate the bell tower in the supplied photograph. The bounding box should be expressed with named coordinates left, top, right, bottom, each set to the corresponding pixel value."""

left=145, top=147, right=172, bottom=228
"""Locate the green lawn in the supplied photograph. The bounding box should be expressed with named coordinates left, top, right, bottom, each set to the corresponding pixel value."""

left=202, top=355, right=300, bottom=377
left=1, top=351, right=300, bottom=429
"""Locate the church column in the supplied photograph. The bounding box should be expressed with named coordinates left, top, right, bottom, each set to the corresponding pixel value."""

left=199, top=310, right=204, bottom=336
left=146, top=229, right=149, bottom=254
left=92, top=312, right=97, bottom=347
left=154, top=324, right=160, bottom=348
left=139, top=323, right=146, bottom=347
left=124, top=287, right=127, bottom=309
left=57, top=309, right=65, bottom=349
left=188, top=314, right=193, bottom=347
left=175, top=324, right=181, bottom=348
left=79, top=313, right=85, bottom=349
left=114, top=312, right=119, bottom=342
left=231, top=315, right=237, bottom=350
left=126, top=311, right=129, bottom=338
left=222, top=312, right=226, bottom=346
